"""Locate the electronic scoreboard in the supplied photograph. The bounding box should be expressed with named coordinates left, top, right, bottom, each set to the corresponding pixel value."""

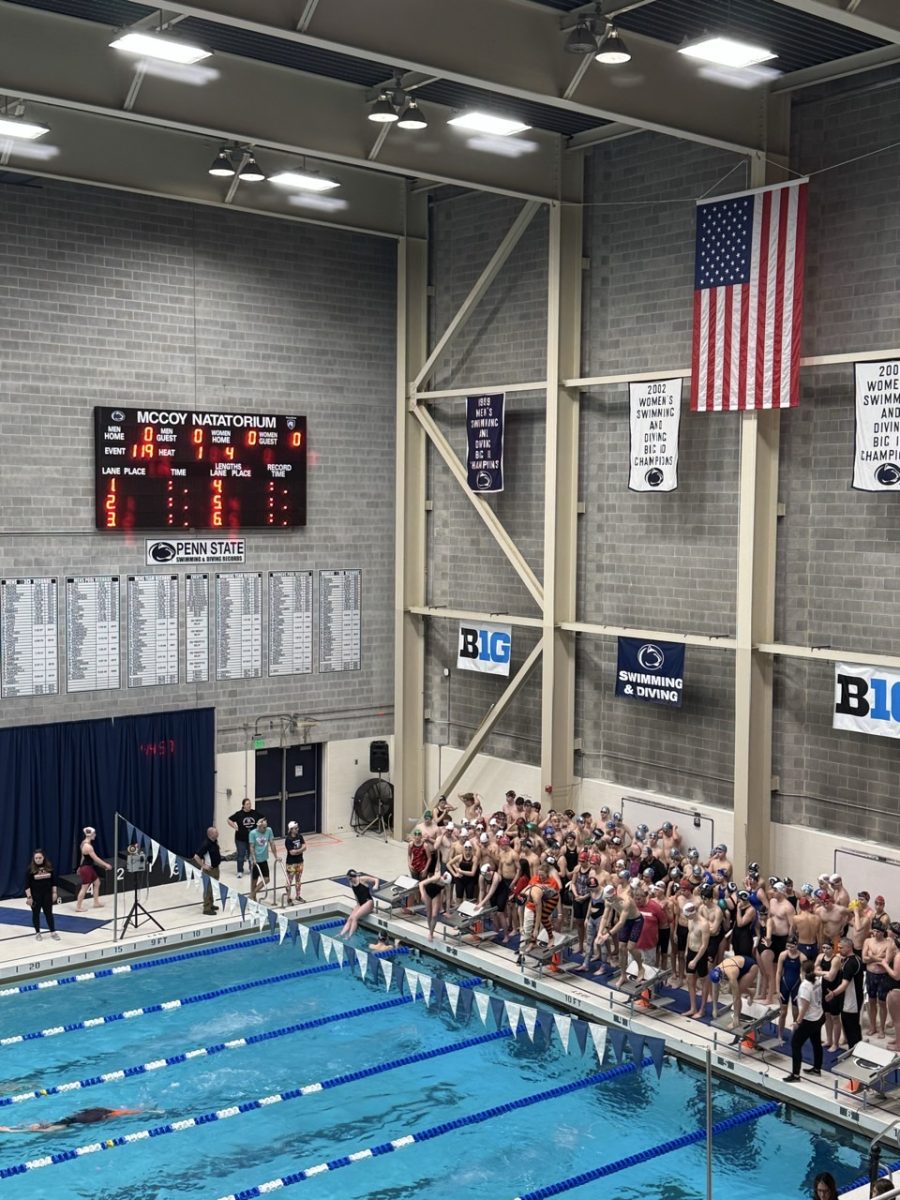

left=95, top=406, right=307, bottom=531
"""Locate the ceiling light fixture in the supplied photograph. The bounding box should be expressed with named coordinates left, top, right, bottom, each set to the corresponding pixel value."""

left=448, top=112, right=531, bottom=137
left=594, top=24, right=631, bottom=65
left=238, top=153, right=266, bottom=182
left=678, top=35, right=776, bottom=69
left=0, top=115, right=49, bottom=140
left=269, top=170, right=340, bottom=192
left=208, top=148, right=236, bottom=177
left=396, top=99, right=428, bottom=130
left=565, top=18, right=599, bottom=56
left=109, top=30, right=211, bottom=64
left=369, top=92, right=400, bottom=124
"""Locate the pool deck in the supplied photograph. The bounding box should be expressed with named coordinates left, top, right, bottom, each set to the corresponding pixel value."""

left=2, top=830, right=900, bottom=1167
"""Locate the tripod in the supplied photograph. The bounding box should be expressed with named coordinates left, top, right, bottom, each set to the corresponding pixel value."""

left=119, top=869, right=164, bottom=940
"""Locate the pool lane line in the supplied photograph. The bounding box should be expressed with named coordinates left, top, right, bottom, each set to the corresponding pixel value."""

left=0, top=947, right=410, bottom=1047
left=843, top=1158, right=900, bottom=1193
left=0, top=1026, right=510, bottom=1179
left=0, top=974, right=484, bottom=1107
left=0, top=920, right=346, bottom=999
left=510, top=1100, right=780, bottom=1200
left=211, top=1055, right=661, bottom=1200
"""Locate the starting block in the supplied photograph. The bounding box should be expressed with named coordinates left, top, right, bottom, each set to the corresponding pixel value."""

left=832, top=1041, right=900, bottom=1107
left=712, top=1001, right=780, bottom=1057
left=442, top=900, right=498, bottom=943
left=372, top=875, right=420, bottom=913
left=518, top=930, right=578, bottom=976
left=619, top=963, right=675, bottom=1016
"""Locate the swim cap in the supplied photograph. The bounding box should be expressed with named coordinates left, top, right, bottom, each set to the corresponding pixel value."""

left=441, top=871, right=452, bottom=883
left=83, top=826, right=96, bottom=837
left=480, top=863, right=493, bottom=875
left=709, top=967, right=722, bottom=985
left=603, top=884, right=616, bottom=897
left=479, top=833, right=489, bottom=843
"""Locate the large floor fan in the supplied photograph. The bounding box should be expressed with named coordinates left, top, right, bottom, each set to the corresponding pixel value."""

left=351, top=777, right=394, bottom=841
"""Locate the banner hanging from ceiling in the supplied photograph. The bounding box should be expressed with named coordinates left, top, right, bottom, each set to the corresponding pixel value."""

left=615, top=638, right=685, bottom=708
left=853, top=360, right=900, bottom=491
left=628, top=378, right=682, bottom=492
left=834, top=662, right=900, bottom=740
left=457, top=621, right=511, bottom=676
left=466, top=392, right=504, bottom=494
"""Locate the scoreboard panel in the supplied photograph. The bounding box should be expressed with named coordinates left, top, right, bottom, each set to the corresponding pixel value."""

left=95, top=406, right=307, bottom=531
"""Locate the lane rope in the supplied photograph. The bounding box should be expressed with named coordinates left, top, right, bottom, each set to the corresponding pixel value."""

left=211, top=1056, right=661, bottom=1200
left=0, top=1026, right=508, bottom=1179
left=511, top=1100, right=779, bottom=1199
left=0, top=949, right=409, bottom=1047
left=0, top=974, right=483, bottom=1107
left=842, top=1157, right=900, bottom=1193
left=0, top=920, right=345, bottom=999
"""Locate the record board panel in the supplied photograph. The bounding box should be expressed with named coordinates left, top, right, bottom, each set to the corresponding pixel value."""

left=319, top=569, right=361, bottom=673
left=216, top=572, right=262, bottom=680
left=127, top=574, right=178, bottom=688
left=186, top=573, right=210, bottom=683
left=0, top=577, right=59, bottom=698
left=66, top=576, right=120, bottom=693
left=268, top=571, right=313, bottom=677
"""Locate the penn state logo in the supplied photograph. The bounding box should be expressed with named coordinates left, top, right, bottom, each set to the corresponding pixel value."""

left=111, top=410, right=126, bottom=423
left=286, top=418, right=296, bottom=431
left=637, top=643, right=665, bottom=671
left=645, top=468, right=664, bottom=488
left=476, top=471, right=494, bottom=490
left=148, top=541, right=176, bottom=563
left=875, top=463, right=900, bottom=487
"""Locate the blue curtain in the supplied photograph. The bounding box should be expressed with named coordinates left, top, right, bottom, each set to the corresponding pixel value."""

left=0, top=708, right=214, bottom=899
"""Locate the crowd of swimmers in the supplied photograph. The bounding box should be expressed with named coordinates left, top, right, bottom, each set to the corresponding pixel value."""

left=397, top=792, right=900, bottom=1080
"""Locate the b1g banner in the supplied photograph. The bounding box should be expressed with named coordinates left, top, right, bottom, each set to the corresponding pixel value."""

left=834, top=663, right=900, bottom=740
left=628, top=378, right=682, bottom=492
left=457, top=621, right=511, bottom=676
left=466, top=392, right=504, bottom=493
left=853, top=360, right=900, bottom=490
left=615, top=638, right=684, bottom=708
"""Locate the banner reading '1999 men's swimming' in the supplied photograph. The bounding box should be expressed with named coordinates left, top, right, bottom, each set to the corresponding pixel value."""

left=466, top=392, right=504, bottom=493
left=615, top=637, right=685, bottom=708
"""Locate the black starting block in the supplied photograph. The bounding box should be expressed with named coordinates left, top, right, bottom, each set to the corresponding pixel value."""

left=372, top=875, right=420, bottom=913
left=711, top=1001, right=780, bottom=1056
left=517, top=930, right=578, bottom=976
left=618, top=963, right=676, bottom=1016
left=442, top=901, right=498, bottom=943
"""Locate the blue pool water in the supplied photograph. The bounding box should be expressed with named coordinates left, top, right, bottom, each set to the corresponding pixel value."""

left=0, top=930, right=868, bottom=1199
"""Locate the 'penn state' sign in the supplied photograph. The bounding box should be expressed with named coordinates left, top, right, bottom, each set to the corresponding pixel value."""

left=615, top=638, right=684, bottom=708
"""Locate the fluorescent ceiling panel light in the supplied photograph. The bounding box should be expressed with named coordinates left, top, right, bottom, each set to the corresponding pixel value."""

left=110, top=31, right=211, bottom=64
left=678, top=35, right=775, bottom=69
left=0, top=116, right=49, bottom=140
left=448, top=112, right=531, bottom=137
left=269, top=171, right=340, bottom=192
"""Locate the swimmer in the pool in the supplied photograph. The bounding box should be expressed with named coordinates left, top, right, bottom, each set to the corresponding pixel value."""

left=0, top=1106, right=153, bottom=1133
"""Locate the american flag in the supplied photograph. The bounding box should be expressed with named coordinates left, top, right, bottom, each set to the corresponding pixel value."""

left=691, top=180, right=808, bottom=412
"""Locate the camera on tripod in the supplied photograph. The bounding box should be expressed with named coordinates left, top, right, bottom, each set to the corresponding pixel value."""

left=125, top=843, right=147, bottom=875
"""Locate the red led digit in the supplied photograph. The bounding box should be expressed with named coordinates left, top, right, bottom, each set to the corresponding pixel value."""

left=290, top=431, right=302, bottom=447
left=143, top=425, right=154, bottom=443
left=192, top=429, right=204, bottom=444
left=225, top=446, right=235, bottom=461
left=246, top=430, right=258, bottom=447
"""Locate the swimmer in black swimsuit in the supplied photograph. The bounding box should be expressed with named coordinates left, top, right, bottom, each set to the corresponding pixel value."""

left=0, top=1106, right=150, bottom=1133
left=339, top=870, right=378, bottom=938
left=419, top=865, right=451, bottom=942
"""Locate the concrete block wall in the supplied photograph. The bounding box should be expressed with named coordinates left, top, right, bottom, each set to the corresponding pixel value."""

left=0, top=180, right=396, bottom=771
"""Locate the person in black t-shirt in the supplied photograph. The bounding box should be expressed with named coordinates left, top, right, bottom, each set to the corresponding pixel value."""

left=825, top=936, right=864, bottom=1050
left=283, top=821, right=306, bottom=904
left=227, top=798, right=259, bottom=878
left=25, top=850, right=59, bottom=941
left=193, top=827, right=222, bottom=916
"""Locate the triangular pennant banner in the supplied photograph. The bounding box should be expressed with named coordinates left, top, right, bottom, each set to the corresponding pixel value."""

left=297, top=923, right=309, bottom=952
left=227, top=888, right=239, bottom=916
left=571, top=1019, right=589, bottom=1055
left=309, top=930, right=321, bottom=957
left=504, top=1000, right=522, bottom=1035
left=260, top=908, right=271, bottom=932
left=278, top=914, right=288, bottom=945
left=218, top=881, right=229, bottom=904
left=125, top=821, right=136, bottom=844
left=419, top=973, right=432, bottom=1007
left=590, top=1024, right=608, bottom=1066
left=393, top=963, right=405, bottom=994
left=157, top=846, right=170, bottom=873
left=366, top=954, right=380, bottom=983
left=535, top=1009, right=554, bottom=1050
left=380, top=958, right=393, bottom=991
left=333, top=940, right=345, bottom=968
left=430, top=978, right=445, bottom=1012
left=169, top=854, right=181, bottom=880
left=320, top=935, right=334, bottom=963
left=627, top=1031, right=644, bottom=1066
left=356, top=949, right=369, bottom=979
left=474, top=991, right=490, bottom=1026
left=457, top=986, right=474, bottom=1022
left=238, top=893, right=248, bottom=917
left=520, top=1006, right=538, bottom=1042
left=150, top=838, right=160, bottom=866
left=445, top=981, right=460, bottom=1017
left=406, top=968, right=420, bottom=1000
left=289, top=920, right=300, bottom=945
left=489, top=996, right=505, bottom=1030
left=608, top=1027, right=627, bottom=1064
left=553, top=1013, right=572, bottom=1054
left=647, top=1034, right=666, bottom=1079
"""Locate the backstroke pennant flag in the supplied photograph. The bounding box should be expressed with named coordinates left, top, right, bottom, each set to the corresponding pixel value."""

left=628, top=379, right=682, bottom=491
left=692, top=178, right=808, bottom=412
left=466, top=392, right=505, bottom=493
left=853, top=360, right=900, bottom=490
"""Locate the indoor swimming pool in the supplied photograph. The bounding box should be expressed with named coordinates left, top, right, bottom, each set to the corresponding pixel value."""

left=0, top=924, right=873, bottom=1199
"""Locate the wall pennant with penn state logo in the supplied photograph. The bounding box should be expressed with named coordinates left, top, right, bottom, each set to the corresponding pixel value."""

left=853, top=361, right=900, bottom=491
left=615, top=637, right=685, bottom=708
left=466, top=393, right=504, bottom=494
left=628, top=379, right=682, bottom=492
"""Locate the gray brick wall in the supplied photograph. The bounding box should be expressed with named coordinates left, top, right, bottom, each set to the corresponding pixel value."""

left=0, top=180, right=396, bottom=752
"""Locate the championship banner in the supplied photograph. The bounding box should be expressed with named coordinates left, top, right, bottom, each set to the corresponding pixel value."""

left=615, top=638, right=684, bottom=708
left=853, top=361, right=900, bottom=491
left=457, top=621, right=511, bottom=676
left=834, top=663, right=900, bottom=740
left=628, top=378, right=682, bottom=492
left=466, top=393, right=504, bottom=493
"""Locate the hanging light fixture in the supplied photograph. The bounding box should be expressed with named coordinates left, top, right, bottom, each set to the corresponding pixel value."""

left=595, top=24, right=632, bottom=65
left=396, top=99, right=428, bottom=130
left=208, top=148, right=235, bottom=177
left=238, top=153, right=266, bottom=182
left=565, top=18, right=599, bottom=55
left=369, top=92, right=400, bottom=123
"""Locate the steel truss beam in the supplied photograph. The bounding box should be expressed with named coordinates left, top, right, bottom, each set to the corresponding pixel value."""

left=771, top=0, right=900, bottom=43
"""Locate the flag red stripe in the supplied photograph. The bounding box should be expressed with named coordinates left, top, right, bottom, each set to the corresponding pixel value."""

left=691, top=289, right=703, bottom=411
left=706, top=287, right=718, bottom=412
left=789, top=184, right=808, bottom=407
left=754, top=190, right=772, bottom=410
left=738, top=283, right=750, bottom=411
left=771, top=189, right=790, bottom=409
left=722, top=286, right=733, bottom=411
